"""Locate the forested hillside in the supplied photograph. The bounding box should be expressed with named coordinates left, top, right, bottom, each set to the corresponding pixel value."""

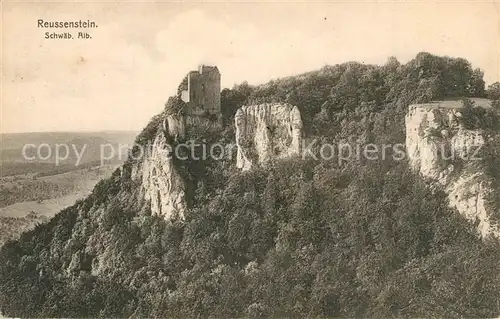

left=1, top=53, right=500, bottom=318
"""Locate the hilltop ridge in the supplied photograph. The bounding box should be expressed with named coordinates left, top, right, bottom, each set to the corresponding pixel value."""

left=1, top=53, right=500, bottom=318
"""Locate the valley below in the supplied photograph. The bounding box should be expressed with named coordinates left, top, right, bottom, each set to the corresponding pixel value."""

left=0, top=131, right=135, bottom=246
left=0, top=165, right=119, bottom=246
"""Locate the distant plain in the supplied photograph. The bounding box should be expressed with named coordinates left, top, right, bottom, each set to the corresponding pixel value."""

left=0, top=131, right=137, bottom=245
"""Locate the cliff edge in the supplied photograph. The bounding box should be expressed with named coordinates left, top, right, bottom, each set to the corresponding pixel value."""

left=405, top=99, right=499, bottom=237
left=235, top=103, right=303, bottom=170
left=130, top=130, right=186, bottom=221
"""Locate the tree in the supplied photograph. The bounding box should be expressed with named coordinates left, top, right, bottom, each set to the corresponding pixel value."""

left=487, top=82, right=500, bottom=101
left=468, top=68, right=485, bottom=97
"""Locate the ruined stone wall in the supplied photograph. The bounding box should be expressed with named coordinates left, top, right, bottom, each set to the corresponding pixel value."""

left=181, top=66, right=221, bottom=116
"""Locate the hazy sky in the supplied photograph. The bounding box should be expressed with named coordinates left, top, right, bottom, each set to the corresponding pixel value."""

left=2, top=1, right=499, bottom=133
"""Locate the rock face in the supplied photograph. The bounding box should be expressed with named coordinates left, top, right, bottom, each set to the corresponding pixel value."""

left=163, top=108, right=222, bottom=141
left=163, top=114, right=186, bottom=140
left=405, top=102, right=498, bottom=237
left=235, top=103, right=303, bottom=170
left=131, top=131, right=186, bottom=221
left=126, top=65, right=225, bottom=221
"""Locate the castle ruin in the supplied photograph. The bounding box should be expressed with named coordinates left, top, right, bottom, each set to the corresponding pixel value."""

left=164, top=65, right=222, bottom=139
left=179, top=65, right=221, bottom=116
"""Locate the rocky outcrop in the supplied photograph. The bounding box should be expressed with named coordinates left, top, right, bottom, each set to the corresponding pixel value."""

left=163, top=114, right=186, bottom=140
left=405, top=102, right=498, bottom=237
left=126, top=65, right=225, bottom=221
left=131, top=131, right=186, bottom=221
left=162, top=103, right=222, bottom=142
left=235, top=103, right=303, bottom=170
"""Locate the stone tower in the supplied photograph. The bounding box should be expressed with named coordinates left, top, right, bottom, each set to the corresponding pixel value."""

left=180, top=65, right=221, bottom=116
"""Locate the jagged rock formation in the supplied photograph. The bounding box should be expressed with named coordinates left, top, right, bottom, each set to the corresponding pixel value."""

left=235, top=103, right=303, bottom=170
left=131, top=131, right=186, bottom=221
left=405, top=100, right=499, bottom=237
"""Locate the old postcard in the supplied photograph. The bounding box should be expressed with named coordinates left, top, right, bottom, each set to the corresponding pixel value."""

left=1, top=1, right=500, bottom=317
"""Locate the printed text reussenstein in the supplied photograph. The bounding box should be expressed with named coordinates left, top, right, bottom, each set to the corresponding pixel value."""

left=37, top=19, right=98, bottom=28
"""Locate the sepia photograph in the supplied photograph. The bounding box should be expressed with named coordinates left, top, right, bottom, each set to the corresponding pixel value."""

left=1, top=0, right=500, bottom=317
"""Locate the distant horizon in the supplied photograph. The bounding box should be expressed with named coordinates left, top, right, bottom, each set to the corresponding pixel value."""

left=2, top=74, right=497, bottom=134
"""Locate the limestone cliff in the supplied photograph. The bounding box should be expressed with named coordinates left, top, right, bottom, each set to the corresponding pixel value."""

left=130, top=131, right=186, bottom=221
left=235, top=103, right=303, bottom=170
left=163, top=113, right=186, bottom=140
left=125, top=65, right=224, bottom=221
left=405, top=101, right=499, bottom=237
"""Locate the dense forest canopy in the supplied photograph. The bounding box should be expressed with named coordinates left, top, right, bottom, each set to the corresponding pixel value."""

left=1, top=53, right=500, bottom=318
